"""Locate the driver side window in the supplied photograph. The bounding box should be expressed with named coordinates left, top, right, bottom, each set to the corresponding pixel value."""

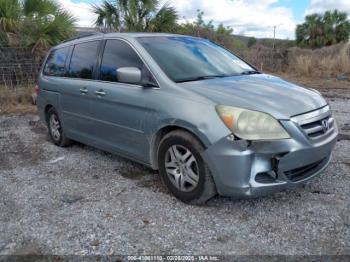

left=100, top=39, right=146, bottom=83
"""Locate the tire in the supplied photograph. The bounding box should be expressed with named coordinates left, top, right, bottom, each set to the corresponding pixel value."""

left=157, top=130, right=217, bottom=204
left=46, top=107, right=72, bottom=147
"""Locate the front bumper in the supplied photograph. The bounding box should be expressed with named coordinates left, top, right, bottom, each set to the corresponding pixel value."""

left=203, top=113, right=338, bottom=198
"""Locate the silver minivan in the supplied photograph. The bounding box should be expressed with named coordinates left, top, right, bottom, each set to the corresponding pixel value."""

left=37, top=33, right=338, bottom=204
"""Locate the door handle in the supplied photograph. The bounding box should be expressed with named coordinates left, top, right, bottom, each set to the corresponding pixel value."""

left=80, top=88, right=88, bottom=94
left=95, top=90, right=106, bottom=97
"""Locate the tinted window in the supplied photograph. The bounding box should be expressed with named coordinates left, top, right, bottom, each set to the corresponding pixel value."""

left=138, top=36, right=255, bottom=83
left=68, top=41, right=100, bottom=79
left=100, top=40, right=144, bottom=82
left=43, top=47, right=70, bottom=76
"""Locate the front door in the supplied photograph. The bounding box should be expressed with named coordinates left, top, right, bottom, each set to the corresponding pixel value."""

left=88, top=39, right=155, bottom=162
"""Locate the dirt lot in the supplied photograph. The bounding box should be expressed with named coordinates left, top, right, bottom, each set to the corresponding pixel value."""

left=0, top=84, right=350, bottom=256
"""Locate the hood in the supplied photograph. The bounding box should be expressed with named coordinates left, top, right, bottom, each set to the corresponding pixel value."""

left=178, top=74, right=327, bottom=119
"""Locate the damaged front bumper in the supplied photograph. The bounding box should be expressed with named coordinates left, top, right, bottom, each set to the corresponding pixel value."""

left=203, top=107, right=338, bottom=198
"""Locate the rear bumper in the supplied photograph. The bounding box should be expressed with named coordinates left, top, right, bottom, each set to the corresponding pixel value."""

left=203, top=119, right=338, bottom=198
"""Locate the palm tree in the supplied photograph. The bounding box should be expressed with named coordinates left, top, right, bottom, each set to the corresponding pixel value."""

left=323, top=11, right=337, bottom=46
left=0, top=0, right=21, bottom=32
left=305, top=14, right=324, bottom=48
left=23, top=0, right=58, bottom=17
left=92, top=0, right=178, bottom=32
left=22, top=13, right=76, bottom=52
left=92, top=0, right=119, bottom=32
left=146, top=3, right=177, bottom=32
left=331, top=10, right=350, bottom=43
left=0, top=0, right=76, bottom=50
left=118, top=0, right=157, bottom=31
left=20, top=0, right=76, bottom=52
left=296, top=23, right=308, bottom=47
left=296, top=10, right=350, bottom=48
left=0, top=0, right=21, bottom=45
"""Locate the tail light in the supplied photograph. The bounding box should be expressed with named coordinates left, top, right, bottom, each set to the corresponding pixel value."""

left=33, top=84, right=40, bottom=95
left=32, top=85, right=40, bottom=105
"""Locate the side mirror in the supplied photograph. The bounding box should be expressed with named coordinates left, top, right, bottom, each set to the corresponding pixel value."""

left=116, top=67, right=142, bottom=85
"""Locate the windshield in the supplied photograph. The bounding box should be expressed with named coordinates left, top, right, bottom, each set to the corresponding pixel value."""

left=137, top=36, right=256, bottom=83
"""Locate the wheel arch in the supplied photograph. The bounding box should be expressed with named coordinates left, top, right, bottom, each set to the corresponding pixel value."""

left=44, top=104, right=54, bottom=122
left=149, top=124, right=211, bottom=170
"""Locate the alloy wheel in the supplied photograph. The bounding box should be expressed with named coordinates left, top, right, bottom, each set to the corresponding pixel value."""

left=49, top=114, right=61, bottom=141
left=164, top=145, right=199, bottom=192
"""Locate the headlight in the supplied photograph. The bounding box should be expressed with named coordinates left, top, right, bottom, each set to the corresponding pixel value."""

left=216, top=105, right=290, bottom=140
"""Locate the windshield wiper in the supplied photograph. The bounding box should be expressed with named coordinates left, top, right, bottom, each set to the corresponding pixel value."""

left=175, top=75, right=228, bottom=83
left=240, top=70, right=261, bottom=75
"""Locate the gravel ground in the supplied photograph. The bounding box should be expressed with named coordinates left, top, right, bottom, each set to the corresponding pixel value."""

left=0, top=89, right=349, bottom=256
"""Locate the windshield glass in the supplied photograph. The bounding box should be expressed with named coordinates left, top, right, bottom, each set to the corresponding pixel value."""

left=137, top=36, right=255, bottom=83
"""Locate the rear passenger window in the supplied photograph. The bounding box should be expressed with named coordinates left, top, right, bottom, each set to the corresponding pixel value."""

left=68, top=41, right=100, bottom=79
left=43, top=47, right=70, bottom=76
left=100, top=39, right=144, bottom=82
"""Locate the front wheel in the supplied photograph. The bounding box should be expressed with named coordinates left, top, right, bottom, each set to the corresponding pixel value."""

left=158, top=130, right=217, bottom=204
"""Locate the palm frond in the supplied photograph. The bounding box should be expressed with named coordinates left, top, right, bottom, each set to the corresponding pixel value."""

left=20, top=2, right=76, bottom=52
left=147, top=3, right=177, bottom=32
left=0, top=0, right=21, bottom=32
left=22, top=0, right=58, bottom=17
left=91, top=0, right=119, bottom=31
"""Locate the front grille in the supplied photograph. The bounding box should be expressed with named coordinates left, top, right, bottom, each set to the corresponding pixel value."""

left=291, top=106, right=335, bottom=140
left=284, top=158, right=327, bottom=182
left=300, top=116, right=335, bottom=138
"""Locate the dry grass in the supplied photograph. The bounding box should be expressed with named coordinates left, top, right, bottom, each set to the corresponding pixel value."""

left=240, top=43, right=350, bottom=80
left=291, top=55, right=312, bottom=76
left=331, top=45, right=350, bottom=73
left=288, top=44, right=350, bottom=78
left=276, top=72, right=350, bottom=90
left=0, top=86, right=37, bottom=115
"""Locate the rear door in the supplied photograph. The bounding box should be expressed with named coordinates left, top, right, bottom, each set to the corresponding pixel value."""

left=88, top=39, right=155, bottom=162
left=59, top=40, right=101, bottom=140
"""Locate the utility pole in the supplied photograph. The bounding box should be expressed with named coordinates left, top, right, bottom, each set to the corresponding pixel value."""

left=272, top=24, right=283, bottom=49
left=273, top=25, right=276, bottom=49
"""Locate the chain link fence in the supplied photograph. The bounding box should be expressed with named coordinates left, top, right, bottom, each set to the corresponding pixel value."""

left=0, top=47, right=43, bottom=88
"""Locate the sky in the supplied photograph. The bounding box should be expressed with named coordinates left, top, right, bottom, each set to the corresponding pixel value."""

left=59, top=0, right=350, bottom=39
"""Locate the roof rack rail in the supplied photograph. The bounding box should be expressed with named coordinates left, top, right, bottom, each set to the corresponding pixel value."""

left=63, top=32, right=104, bottom=43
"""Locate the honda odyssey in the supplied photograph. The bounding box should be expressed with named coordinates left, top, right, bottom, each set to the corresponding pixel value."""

left=37, top=33, right=338, bottom=204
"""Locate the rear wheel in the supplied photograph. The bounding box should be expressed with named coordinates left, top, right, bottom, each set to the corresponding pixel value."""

left=158, top=130, right=217, bottom=204
left=47, top=107, right=72, bottom=147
